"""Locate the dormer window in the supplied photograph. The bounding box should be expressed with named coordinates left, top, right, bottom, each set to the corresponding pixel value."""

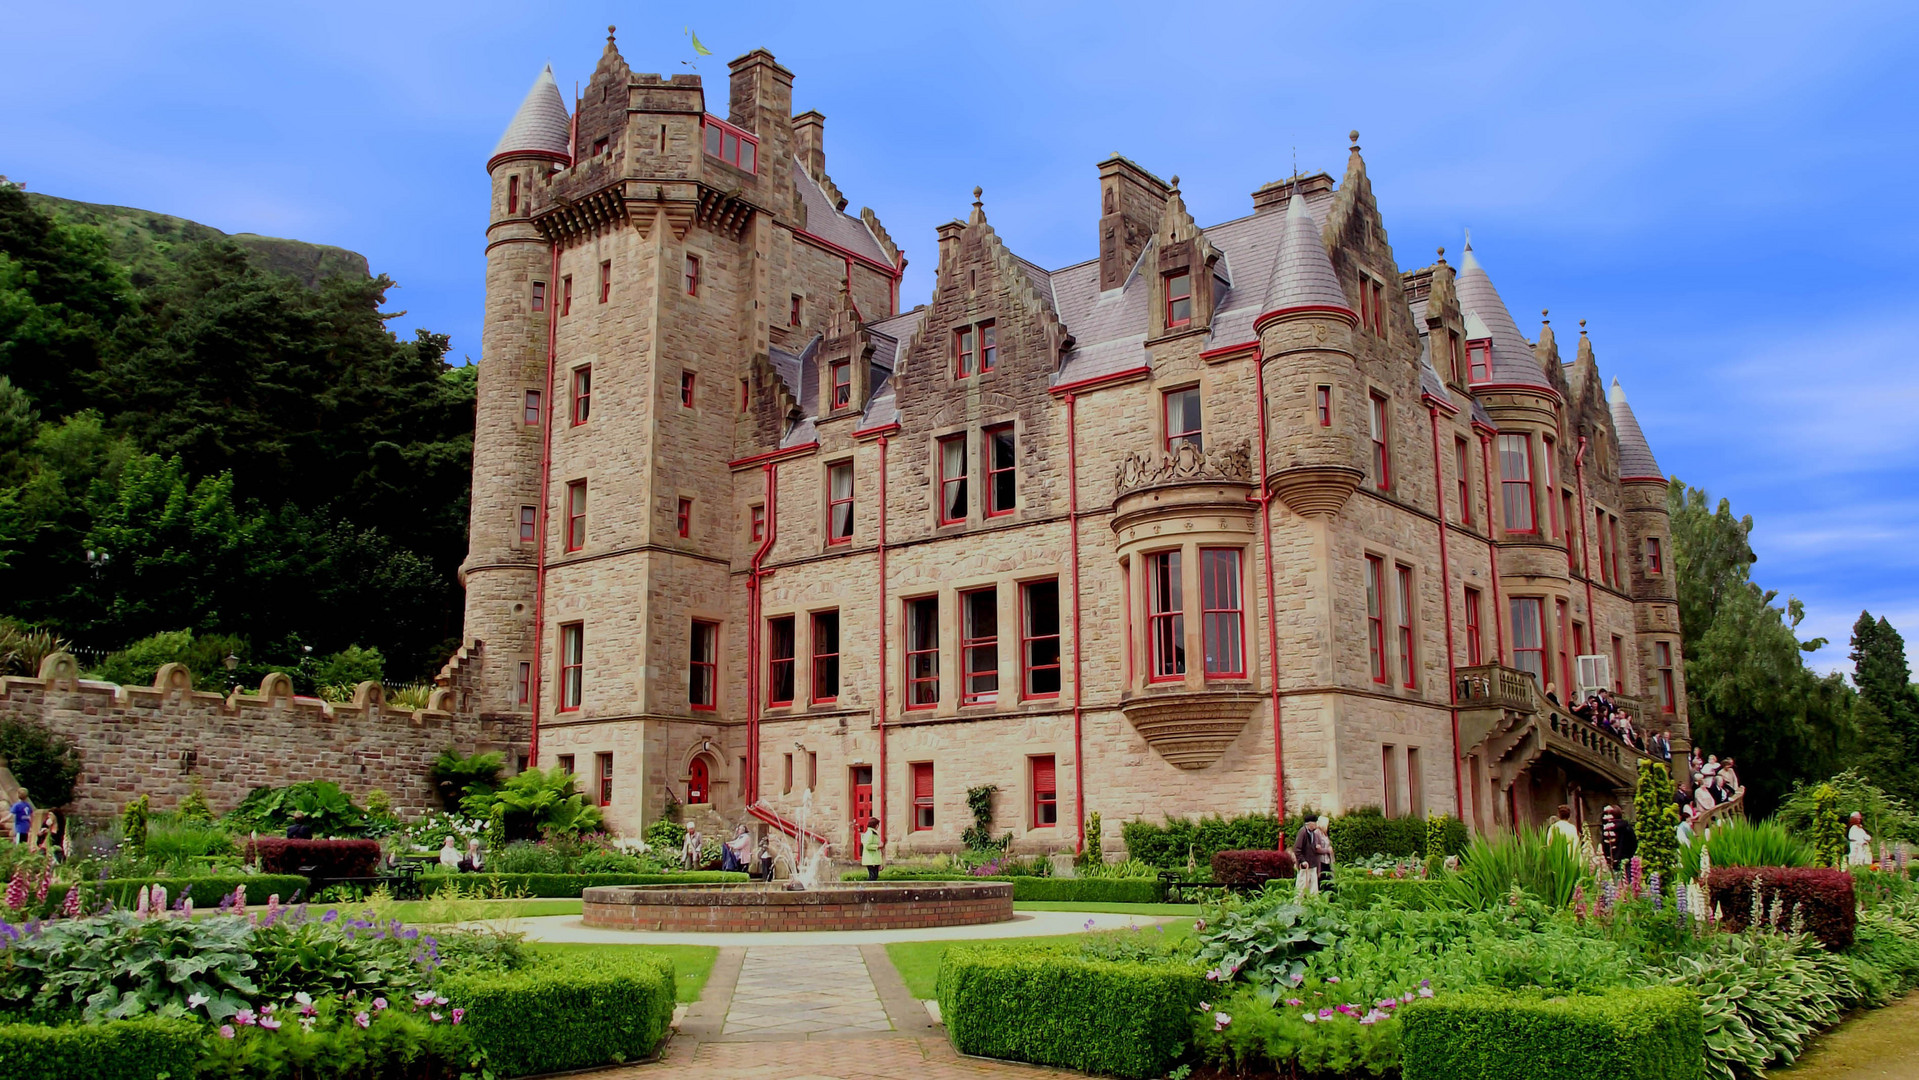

left=702, top=115, right=758, bottom=174
left=1164, top=270, right=1192, bottom=329
left=1467, top=339, right=1492, bottom=383
left=830, top=359, right=851, bottom=409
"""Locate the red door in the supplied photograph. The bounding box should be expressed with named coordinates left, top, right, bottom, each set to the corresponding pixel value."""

left=689, top=757, right=710, bottom=804
left=851, top=765, right=873, bottom=830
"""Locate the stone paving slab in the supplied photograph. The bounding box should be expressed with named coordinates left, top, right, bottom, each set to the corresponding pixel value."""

left=587, top=1034, right=1079, bottom=1078
left=721, top=947, right=892, bottom=1039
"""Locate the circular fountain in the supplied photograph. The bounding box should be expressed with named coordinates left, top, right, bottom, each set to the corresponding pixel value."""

left=581, top=879, right=1015, bottom=932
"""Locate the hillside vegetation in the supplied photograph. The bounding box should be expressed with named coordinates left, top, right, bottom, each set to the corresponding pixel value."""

left=0, top=179, right=473, bottom=686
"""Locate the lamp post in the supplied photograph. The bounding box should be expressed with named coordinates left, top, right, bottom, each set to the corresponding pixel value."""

left=224, top=653, right=240, bottom=693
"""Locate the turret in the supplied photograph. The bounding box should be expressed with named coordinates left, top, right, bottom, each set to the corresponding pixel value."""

left=1610, top=378, right=1685, bottom=737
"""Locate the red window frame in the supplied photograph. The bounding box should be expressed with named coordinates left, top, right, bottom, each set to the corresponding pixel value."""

left=558, top=623, right=584, bottom=712
left=1656, top=640, right=1676, bottom=713
left=1556, top=599, right=1573, bottom=697
left=1366, top=555, right=1387, bottom=683
left=523, top=389, right=543, bottom=426
left=1020, top=579, right=1061, bottom=699
left=1448, top=330, right=1464, bottom=384
left=531, top=280, right=546, bottom=311
left=1610, top=516, right=1624, bottom=588
left=596, top=751, right=612, bottom=806
left=1611, top=635, right=1627, bottom=693
left=1511, top=598, right=1545, bottom=687
left=1315, top=385, right=1332, bottom=427
left=961, top=587, right=999, bottom=705
left=1542, top=435, right=1559, bottom=538
left=750, top=504, right=765, bottom=541
left=518, top=505, right=537, bottom=543
left=905, top=596, right=939, bottom=709
left=592, top=136, right=608, bottom=157
left=680, top=371, right=696, bottom=408
left=954, top=326, right=977, bottom=378
left=1146, top=550, right=1186, bottom=682
left=701, top=114, right=759, bottom=173
left=507, top=174, right=519, bottom=215
left=1467, top=339, right=1492, bottom=382
left=1646, top=536, right=1664, bottom=575
left=515, top=660, right=531, bottom=706
left=979, top=321, right=997, bottom=372
left=560, top=276, right=571, bottom=315
left=937, top=434, right=968, bottom=525
left=564, top=480, right=586, bottom=552
left=1370, top=393, right=1392, bottom=492
left=1464, top=587, right=1483, bottom=666
left=1031, top=756, right=1058, bottom=827
left=599, top=260, right=611, bottom=303
left=1164, top=387, right=1202, bottom=453
left=910, top=763, right=934, bottom=831
left=1498, top=433, right=1536, bottom=533
left=684, top=255, right=700, bottom=297
left=571, top=366, right=591, bottom=425
left=790, top=294, right=802, bottom=326
left=827, top=462, right=854, bottom=544
left=830, top=359, right=851, bottom=409
left=677, top=497, right=692, bottom=538
left=689, top=620, right=718, bottom=711
left=1397, top=564, right=1416, bottom=688
left=739, top=376, right=750, bottom=413
left=766, top=614, right=796, bottom=707
left=1200, top=548, right=1245, bottom=678
left=1563, top=492, right=1578, bottom=569
left=811, top=610, right=840, bottom=704
left=985, top=424, right=1016, bottom=517
left=1455, top=437, right=1473, bottom=524
left=1164, top=269, right=1192, bottom=328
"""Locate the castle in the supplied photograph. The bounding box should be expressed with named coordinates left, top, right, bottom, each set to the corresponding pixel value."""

left=455, top=29, right=1689, bottom=855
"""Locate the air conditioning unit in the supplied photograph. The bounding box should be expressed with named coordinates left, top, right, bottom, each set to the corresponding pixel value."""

left=1575, top=654, right=1612, bottom=697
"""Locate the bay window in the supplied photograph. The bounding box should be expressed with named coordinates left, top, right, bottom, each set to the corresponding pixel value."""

left=1200, top=548, right=1244, bottom=678
left=1146, top=551, right=1185, bottom=681
left=1497, top=433, right=1536, bottom=533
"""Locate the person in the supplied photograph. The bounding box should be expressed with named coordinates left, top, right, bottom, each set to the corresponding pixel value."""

left=285, top=810, right=314, bottom=840
left=1848, top=813, right=1874, bottom=867
left=1655, top=730, right=1672, bottom=761
left=459, top=838, right=484, bottom=873
left=1693, top=775, right=1717, bottom=820
left=756, top=838, right=774, bottom=881
left=438, top=835, right=461, bottom=871
left=722, top=826, right=751, bottom=872
left=1545, top=682, right=1563, bottom=707
left=860, top=817, right=883, bottom=881
left=680, top=824, right=703, bottom=871
left=1292, top=815, right=1323, bottom=896
left=1719, top=757, right=1741, bottom=797
left=1600, top=805, right=1637, bottom=865
left=10, top=792, right=31, bottom=845
left=1549, top=804, right=1580, bottom=848
left=1314, top=817, right=1335, bottom=887
left=31, top=809, right=65, bottom=863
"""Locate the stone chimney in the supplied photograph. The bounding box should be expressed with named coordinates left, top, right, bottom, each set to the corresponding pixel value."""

left=793, top=110, right=826, bottom=182
left=1097, top=155, right=1170, bottom=291
left=1251, top=171, right=1335, bottom=215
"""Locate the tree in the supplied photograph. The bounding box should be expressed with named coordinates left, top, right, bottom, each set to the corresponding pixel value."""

left=0, top=717, right=83, bottom=807
left=1667, top=480, right=1856, bottom=816
left=1844, top=612, right=1919, bottom=805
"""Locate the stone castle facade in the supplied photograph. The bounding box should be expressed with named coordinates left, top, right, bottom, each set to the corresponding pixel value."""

left=455, top=30, right=1689, bottom=856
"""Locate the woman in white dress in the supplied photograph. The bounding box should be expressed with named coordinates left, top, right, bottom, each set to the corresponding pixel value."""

left=1847, top=812, right=1874, bottom=866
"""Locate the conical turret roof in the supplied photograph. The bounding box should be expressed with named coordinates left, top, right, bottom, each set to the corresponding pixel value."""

left=1261, top=194, right=1351, bottom=316
left=1609, top=378, right=1662, bottom=480
left=491, top=65, right=571, bottom=167
left=1456, top=241, right=1553, bottom=390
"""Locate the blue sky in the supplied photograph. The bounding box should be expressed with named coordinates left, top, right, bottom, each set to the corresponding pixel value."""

left=6, top=1, right=1916, bottom=672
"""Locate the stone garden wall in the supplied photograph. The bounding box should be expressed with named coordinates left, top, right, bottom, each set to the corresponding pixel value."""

left=0, top=653, right=528, bottom=820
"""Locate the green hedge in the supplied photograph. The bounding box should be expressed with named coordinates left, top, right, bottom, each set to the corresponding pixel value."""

left=1328, top=808, right=1468, bottom=860
left=1401, top=987, right=1703, bottom=1080
left=441, top=950, right=676, bottom=1076
left=937, top=947, right=1203, bottom=1079
left=1121, top=810, right=1468, bottom=869
left=420, top=871, right=748, bottom=897
left=0, top=1018, right=202, bottom=1080
left=1334, top=877, right=1447, bottom=911
left=840, top=871, right=1164, bottom=903
left=40, top=875, right=313, bottom=916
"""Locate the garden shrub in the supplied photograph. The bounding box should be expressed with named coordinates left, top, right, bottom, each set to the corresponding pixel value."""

left=1211, top=848, right=1295, bottom=886
left=140, top=819, right=236, bottom=868
left=937, top=946, right=1202, bottom=1079
left=1777, top=769, right=1919, bottom=843
left=457, top=767, right=600, bottom=841
left=0, top=718, right=82, bottom=809
left=427, top=748, right=503, bottom=811
left=1192, top=982, right=1406, bottom=1078
left=194, top=993, right=477, bottom=1080
left=1811, top=783, right=1846, bottom=868
left=574, top=850, right=643, bottom=874
left=245, top=838, right=381, bottom=879
left=0, top=1017, right=201, bottom=1080
left=1335, top=877, right=1445, bottom=911
left=1680, top=819, right=1812, bottom=880
left=1328, top=806, right=1427, bottom=860
left=643, top=817, right=686, bottom=854
left=224, top=781, right=374, bottom=838
left=1399, top=987, right=1703, bottom=1080
left=1705, top=867, right=1856, bottom=950
left=1661, top=929, right=1858, bottom=1080
left=440, top=949, right=675, bottom=1076
left=1443, top=827, right=1588, bottom=909
left=1195, top=892, right=1346, bottom=990
left=420, top=871, right=747, bottom=898
left=487, top=840, right=570, bottom=875
left=1122, top=813, right=1279, bottom=869
left=1634, top=760, right=1681, bottom=885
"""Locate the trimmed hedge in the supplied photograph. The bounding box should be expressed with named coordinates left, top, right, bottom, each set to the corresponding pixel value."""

left=420, top=871, right=749, bottom=897
left=842, top=870, right=1164, bottom=903
left=937, top=947, right=1203, bottom=1079
left=1212, top=848, right=1296, bottom=886
left=1122, top=813, right=1281, bottom=868
left=441, top=950, right=676, bottom=1076
left=245, top=837, right=381, bottom=878
left=1401, top=987, right=1703, bottom=1080
left=1706, top=867, right=1857, bottom=951
left=1334, top=876, right=1446, bottom=911
left=0, top=1018, right=202, bottom=1080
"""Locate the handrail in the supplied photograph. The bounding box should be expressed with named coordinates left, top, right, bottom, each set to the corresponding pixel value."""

left=748, top=801, right=830, bottom=846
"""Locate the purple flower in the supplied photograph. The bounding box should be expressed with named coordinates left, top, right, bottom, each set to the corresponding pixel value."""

left=354, top=1012, right=370, bottom=1029
left=321, top=909, right=338, bottom=923
left=1318, top=1008, right=1333, bottom=1020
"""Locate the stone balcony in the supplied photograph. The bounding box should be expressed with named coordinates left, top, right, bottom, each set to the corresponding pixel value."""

left=1455, top=664, right=1645, bottom=791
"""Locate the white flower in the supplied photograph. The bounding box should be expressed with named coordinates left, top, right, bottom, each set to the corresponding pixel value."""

left=187, top=993, right=210, bottom=1009
left=294, top=992, right=312, bottom=1006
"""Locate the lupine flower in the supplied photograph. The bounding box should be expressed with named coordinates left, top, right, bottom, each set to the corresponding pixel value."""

left=219, top=1025, right=235, bottom=1039
left=135, top=885, right=150, bottom=918
left=152, top=885, right=168, bottom=914
left=354, top=1012, right=370, bottom=1029
left=182, top=899, right=193, bottom=920
left=33, top=872, right=48, bottom=903
left=61, top=885, right=81, bottom=919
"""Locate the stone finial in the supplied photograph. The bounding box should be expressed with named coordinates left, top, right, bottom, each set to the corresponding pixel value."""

left=257, top=672, right=294, bottom=705
left=608, top=24, right=617, bottom=40
left=154, top=663, right=193, bottom=696
left=1542, top=308, right=1550, bottom=324
left=1350, top=129, right=1360, bottom=145
left=972, top=186, right=983, bottom=206
left=37, top=651, right=79, bottom=690
left=1170, top=174, right=1180, bottom=193
left=1580, top=318, right=1588, bottom=334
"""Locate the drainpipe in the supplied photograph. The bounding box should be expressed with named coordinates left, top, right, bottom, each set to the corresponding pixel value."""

left=1065, top=395, right=1086, bottom=856
left=1252, top=356, right=1285, bottom=821
left=527, top=239, right=562, bottom=767
left=1478, top=432, right=1506, bottom=665
left=745, top=462, right=780, bottom=804
left=876, top=435, right=889, bottom=845
left=1573, top=436, right=1597, bottom=645
left=1427, top=404, right=1464, bottom=818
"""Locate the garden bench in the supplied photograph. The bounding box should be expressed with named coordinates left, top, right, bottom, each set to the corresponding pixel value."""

left=1157, top=872, right=1270, bottom=902
left=300, top=859, right=425, bottom=901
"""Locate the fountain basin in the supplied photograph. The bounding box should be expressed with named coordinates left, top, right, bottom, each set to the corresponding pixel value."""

left=580, top=881, right=1015, bottom=932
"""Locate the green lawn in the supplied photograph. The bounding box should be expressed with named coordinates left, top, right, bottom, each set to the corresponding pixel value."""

left=884, top=918, right=1197, bottom=1000
left=529, top=943, right=717, bottom=1004
left=381, top=898, right=584, bottom=922
left=1013, top=901, right=1202, bottom=915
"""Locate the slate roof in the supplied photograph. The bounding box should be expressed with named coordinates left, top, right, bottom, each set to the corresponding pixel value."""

left=856, top=306, right=926, bottom=430
left=1609, top=378, right=1663, bottom=479
left=1454, top=243, right=1553, bottom=391
left=794, top=160, right=894, bottom=269
left=492, top=66, right=571, bottom=163
left=1262, top=194, right=1351, bottom=315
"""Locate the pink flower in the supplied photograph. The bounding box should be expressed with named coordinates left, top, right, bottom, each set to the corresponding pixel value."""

left=1284, top=998, right=1303, bottom=1007
left=234, top=1009, right=257, bottom=1026
left=1360, top=1009, right=1385, bottom=1026
left=1213, top=1012, right=1232, bottom=1031
left=354, top=1012, right=370, bottom=1029
left=218, top=1025, right=235, bottom=1039
left=451, top=1008, right=465, bottom=1025
left=298, top=1016, right=316, bottom=1032
left=373, top=997, right=388, bottom=1011
left=1326, top=976, right=1340, bottom=984
left=260, top=1017, right=282, bottom=1031
left=415, top=991, right=437, bottom=1008
left=1318, top=1008, right=1333, bottom=1020
left=433, top=995, right=448, bottom=1007
left=1418, top=985, right=1434, bottom=999
left=1198, top=1001, right=1212, bottom=1012
left=430, top=1012, right=443, bottom=1022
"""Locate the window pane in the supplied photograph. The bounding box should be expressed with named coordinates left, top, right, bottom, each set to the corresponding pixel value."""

left=1201, top=549, right=1243, bottom=676
left=908, top=597, right=939, bottom=706
left=1166, top=388, right=1202, bottom=451
left=768, top=616, right=796, bottom=704
left=941, top=436, right=968, bottom=522
left=963, top=589, right=999, bottom=703
left=989, top=426, right=1016, bottom=514
left=704, top=123, right=722, bottom=157
left=740, top=139, right=755, bottom=173
left=812, top=611, right=840, bottom=701
left=1023, top=580, right=1061, bottom=696
left=1148, top=551, right=1185, bottom=678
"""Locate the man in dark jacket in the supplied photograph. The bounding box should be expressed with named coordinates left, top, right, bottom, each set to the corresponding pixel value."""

left=1600, top=805, right=1637, bottom=865
left=1292, top=816, right=1324, bottom=896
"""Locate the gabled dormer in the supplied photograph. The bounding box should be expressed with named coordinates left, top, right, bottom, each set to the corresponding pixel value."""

left=1148, top=176, right=1226, bottom=342
left=816, top=286, right=874, bottom=420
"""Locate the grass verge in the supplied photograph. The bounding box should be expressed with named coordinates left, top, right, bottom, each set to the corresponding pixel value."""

left=528, top=943, right=717, bottom=1004
left=381, top=897, right=585, bottom=922
left=1014, top=902, right=1202, bottom=915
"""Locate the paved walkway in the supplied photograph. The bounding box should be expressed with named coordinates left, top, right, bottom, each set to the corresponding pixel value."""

left=721, top=948, right=891, bottom=1038
left=507, top=909, right=1177, bottom=946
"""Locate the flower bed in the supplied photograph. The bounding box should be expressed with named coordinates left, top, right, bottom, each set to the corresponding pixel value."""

left=12, top=875, right=315, bottom=919
left=243, top=839, right=381, bottom=880
left=1705, top=866, right=1856, bottom=950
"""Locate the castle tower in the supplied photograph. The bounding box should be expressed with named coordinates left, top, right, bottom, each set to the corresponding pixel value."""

left=461, top=66, right=572, bottom=718
left=1610, top=378, right=1688, bottom=745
